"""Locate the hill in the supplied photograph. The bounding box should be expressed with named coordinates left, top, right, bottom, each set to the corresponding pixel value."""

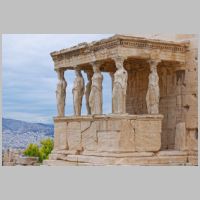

left=2, top=118, right=54, bottom=150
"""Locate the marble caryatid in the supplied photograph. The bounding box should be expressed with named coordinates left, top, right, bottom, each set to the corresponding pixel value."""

left=85, top=70, right=93, bottom=114
left=112, top=57, right=128, bottom=114
left=56, top=69, right=67, bottom=116
left=146, top=60, right=160, bottom=114
left=72, top=68, right=85, bottom=116
left=89, top=63, right=103, bottom=114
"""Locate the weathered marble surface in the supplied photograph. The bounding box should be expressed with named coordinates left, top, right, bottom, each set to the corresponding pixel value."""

left=51, top=35, right=188, bottom=70
left=56, top=70, right=67, bottom=117
left=49, top=34, right=198, bottom=166
left=72, top=68, right=85, bottom=116
left=112, top=57, right=128, bottom=114
left=85, top=71, right=93, bottom=114
left=53, top=114, right=163, bottom=153
left=89, top=63, right=103, bottom=114
left=44, top=150, right=194, bottom=166
left=146, top=60, right=160, bottom=114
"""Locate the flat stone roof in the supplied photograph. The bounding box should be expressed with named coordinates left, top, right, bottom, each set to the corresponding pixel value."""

left=51, top=34, right=189, bottom=57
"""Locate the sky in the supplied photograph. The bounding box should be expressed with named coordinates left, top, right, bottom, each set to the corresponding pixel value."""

left=2, top=34, right=114, bottom=124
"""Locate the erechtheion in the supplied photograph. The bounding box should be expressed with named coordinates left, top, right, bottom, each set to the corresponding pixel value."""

left=44, top=34, right=198, bottom=166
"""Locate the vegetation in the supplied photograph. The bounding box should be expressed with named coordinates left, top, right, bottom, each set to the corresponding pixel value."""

left=23, top=143, right=40, bottom=158
left=23, top=138, right=53, bottom=162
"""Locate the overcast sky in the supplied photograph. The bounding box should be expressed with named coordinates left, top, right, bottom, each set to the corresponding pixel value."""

left=2, top=34, right=114, bottom=124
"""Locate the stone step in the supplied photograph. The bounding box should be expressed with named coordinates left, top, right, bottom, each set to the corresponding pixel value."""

left=45, top=150, right=197, bottom=166
left=81, top=151, right=155, bottom=157
left=63, top=154, right=188, bottom=165
left=43, top=159, right=78, bottom=166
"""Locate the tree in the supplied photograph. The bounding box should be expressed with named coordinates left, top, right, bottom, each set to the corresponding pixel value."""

left=23, top=143, right=40, bottom=158
left=39, top=138, right=54, bottom=162
left=23, top=138, right=54, bottom=163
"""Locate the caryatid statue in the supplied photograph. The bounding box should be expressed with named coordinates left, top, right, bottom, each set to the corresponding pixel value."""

left=146, top=60, right=160, bottom=114
left=112, top=57, right=128, bottom=114
left=56, top=69, right=67, bottom=117
left=72, top=68, right=85, bottom=116
left=89, top=62, right=103, bottom=114
left=85, top=70, right=93, bottom=114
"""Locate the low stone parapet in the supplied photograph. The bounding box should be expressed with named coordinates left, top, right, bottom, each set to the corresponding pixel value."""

left=53, top=114, right=164, bottom=153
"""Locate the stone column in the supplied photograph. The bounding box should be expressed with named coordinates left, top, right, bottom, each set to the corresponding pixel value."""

left=56, top=69, right=67, bottom=117
left=109, top=72, right=114, bottom=113
left=72, top=67, right=85, bottom=116
left=146, top=59, right=160, bottom=114
left=89, top=62, right=103, bottom=114
left=85, top=70, right=93, bottom=115
left=109, top=72, right=114, bottom=90
left=112, top=56, right=128, bottom=114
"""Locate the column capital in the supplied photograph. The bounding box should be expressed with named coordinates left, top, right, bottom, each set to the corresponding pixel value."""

left=113, top=56, right=127, bottom=70
left=90, top=61, right=102, bottom=73
left=89, top=61, right=102, bottom=68
left=112, top=56, right=126, bottom=64
left=148, top=59, right=161, bottom=69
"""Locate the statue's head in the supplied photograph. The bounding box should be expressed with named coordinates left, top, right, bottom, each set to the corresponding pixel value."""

left=93, top=65, right=100, bottom=73
left=116, top=62, right=123, bottom=70
left=114, top=56, right=124, bottom=70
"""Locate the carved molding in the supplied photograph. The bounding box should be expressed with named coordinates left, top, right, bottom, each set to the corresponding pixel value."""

left=51, top=36, right=188, bottom=63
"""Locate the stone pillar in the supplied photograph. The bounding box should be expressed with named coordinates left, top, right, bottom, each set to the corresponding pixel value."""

left=146, top=60, right=160, bottom=114
left=109, top=72, right=114, bottom=90
left=72, top=67, right=85, bottom=116
left=56, top=69, right=67, bottom=117
left=85, top=70, right=93, bottom=115
left=112, top=56, right=128, bottom=114
left=89, top=62, right=103, bottom=114
left=109, top=72, right=115, bottom=113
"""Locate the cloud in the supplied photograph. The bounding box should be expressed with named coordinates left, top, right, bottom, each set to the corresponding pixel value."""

left=2, top=34, right=114, bottom=123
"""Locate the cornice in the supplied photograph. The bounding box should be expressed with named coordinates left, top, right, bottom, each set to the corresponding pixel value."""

left=51, top=35, right=189, bottom=62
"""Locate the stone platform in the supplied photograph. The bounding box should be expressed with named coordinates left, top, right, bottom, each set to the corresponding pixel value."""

left=44, top=150, right=198, bottom=166
left=45, top=114, right=198, bottom=166
left=53, top=114, right=163, bottom=153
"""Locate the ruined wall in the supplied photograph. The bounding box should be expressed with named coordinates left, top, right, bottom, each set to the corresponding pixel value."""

left=180, top=35, right=198, bottom=152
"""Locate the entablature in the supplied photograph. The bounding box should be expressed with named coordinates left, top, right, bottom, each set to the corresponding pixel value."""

left=51, top=35, right=189, bottom=70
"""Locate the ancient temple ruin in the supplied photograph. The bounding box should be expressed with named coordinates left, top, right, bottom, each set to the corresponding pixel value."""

left=45, top=34, right=198, bottom=166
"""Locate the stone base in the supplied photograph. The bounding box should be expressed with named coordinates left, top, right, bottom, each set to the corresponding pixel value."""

left=43, top=150, right=198, bottom=166
left=53, top=114, right=163, bottom=153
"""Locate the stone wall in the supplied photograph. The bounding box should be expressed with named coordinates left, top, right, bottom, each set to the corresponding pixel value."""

left=54, top=114, right=163, bottom=153
left=180, top=35, right=198, bottom=152
left=125, top=34, right=198, bottom=152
